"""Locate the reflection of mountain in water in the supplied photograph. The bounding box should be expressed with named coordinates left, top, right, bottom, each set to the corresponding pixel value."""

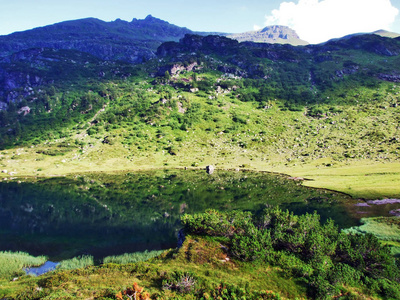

left=0, top=170, right=355, bottom=260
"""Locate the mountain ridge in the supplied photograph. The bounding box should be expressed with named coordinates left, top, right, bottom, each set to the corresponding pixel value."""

left=2, top=14, right=398, bottom=65
left=0, top=15, right=194, bottom=64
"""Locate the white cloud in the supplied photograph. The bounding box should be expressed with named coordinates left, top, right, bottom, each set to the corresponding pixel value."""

left=265, top=0, right=399, bottom=44
left=253, top=24, right=262, bottom=31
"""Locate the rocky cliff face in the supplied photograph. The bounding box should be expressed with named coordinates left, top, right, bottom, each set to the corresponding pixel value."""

left=0, top=47, right=127, bottom=106
left=157, top=34, right=240, bottom=57
left=157, top=33, right=400, bottom=80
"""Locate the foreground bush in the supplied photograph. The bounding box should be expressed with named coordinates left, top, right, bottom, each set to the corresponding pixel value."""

left=181, top=208, right=400, bottom=298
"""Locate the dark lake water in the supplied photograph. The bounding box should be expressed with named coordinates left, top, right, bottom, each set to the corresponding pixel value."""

left=0, top=169, right=394, bottom=261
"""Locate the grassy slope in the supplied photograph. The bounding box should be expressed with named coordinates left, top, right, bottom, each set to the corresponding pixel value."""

left=1, top=78, right=399, bottom=199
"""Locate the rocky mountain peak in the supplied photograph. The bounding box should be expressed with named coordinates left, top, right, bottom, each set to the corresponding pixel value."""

left=227, top=25, right=308, bottom=46
left=260, top=25, right=297, bottom=38
left=130, top=14, right=171, bottom=26
left=144, top=14, right=157, bottom=21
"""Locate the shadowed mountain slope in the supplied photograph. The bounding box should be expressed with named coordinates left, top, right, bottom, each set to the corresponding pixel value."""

left=0, top=15, right=193, bottom=64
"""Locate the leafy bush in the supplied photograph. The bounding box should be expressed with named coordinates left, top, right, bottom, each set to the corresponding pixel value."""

left=369, top=278, right=400, bottom=299
left=181, top=209, right=254, bottom=238
left=231, top=225, right=273, bottom=261
left=307, top=106, right=327, bottom=118
left=328, top=263, right=363, bottom=286
left=335, top=232, right=398, bottom=280
left=181, top=209, right=400, bottom=298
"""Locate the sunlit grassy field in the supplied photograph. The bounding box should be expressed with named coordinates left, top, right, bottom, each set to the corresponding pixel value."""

left=279, top=162, right=400, bottom=199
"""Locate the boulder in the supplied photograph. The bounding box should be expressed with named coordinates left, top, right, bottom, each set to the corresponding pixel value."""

left=206, top=165, right=215, bottom=174
left=17, top=106, right=31, bottom=116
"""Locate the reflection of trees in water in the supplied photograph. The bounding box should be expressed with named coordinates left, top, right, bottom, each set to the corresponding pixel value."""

left=0, top=170, right=353, bottom=259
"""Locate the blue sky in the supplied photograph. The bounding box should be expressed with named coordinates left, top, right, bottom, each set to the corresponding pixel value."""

left=1, top=0, right=400, bottom=44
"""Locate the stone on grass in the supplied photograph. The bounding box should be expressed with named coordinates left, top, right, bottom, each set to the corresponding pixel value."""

left=206, top=165, right=215, bottom=174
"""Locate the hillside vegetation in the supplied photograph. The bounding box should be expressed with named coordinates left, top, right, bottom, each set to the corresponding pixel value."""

left=0, top=34, right=399, bottom=197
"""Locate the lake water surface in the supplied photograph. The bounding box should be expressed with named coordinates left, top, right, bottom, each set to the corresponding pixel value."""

left=0, top=169, right=396, bottom=261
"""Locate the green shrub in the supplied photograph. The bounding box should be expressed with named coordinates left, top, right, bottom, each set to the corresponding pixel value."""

left=328, top=263, right=363, bottom=286
left=181, top=209, right=254, bottom=237
left=372, top=278, right=400, bottom=299
left=230, top=225, right=272, bottom=261
left=335, top=233, right=398, bottom=280
left=40, top=272, right=71, bottom=288
left=182, top=209, right=400, bottom=298
left=309, top=275, right=340, bottom=300
left=307, top=106, right=327, bottom=118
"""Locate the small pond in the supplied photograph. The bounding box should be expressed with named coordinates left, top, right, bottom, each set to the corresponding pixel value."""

left=0, top=169, right=397, bottom=261
left=24, top=261, right=59, bottom=276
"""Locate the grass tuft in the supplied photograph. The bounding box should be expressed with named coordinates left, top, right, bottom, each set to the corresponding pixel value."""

left=0, top=251, right=47, bottom=279
left=344, top=217, right=400, bottom=241
left=103, top=250, right=164, bottom=265
left=56, top=255, right=94, bottom=271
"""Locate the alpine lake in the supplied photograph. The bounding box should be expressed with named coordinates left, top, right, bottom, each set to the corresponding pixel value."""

left=1, top=169, right=398, bottom=262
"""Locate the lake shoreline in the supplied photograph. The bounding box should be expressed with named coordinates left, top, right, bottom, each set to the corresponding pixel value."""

left=1, top=160, right=399, bottom=199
